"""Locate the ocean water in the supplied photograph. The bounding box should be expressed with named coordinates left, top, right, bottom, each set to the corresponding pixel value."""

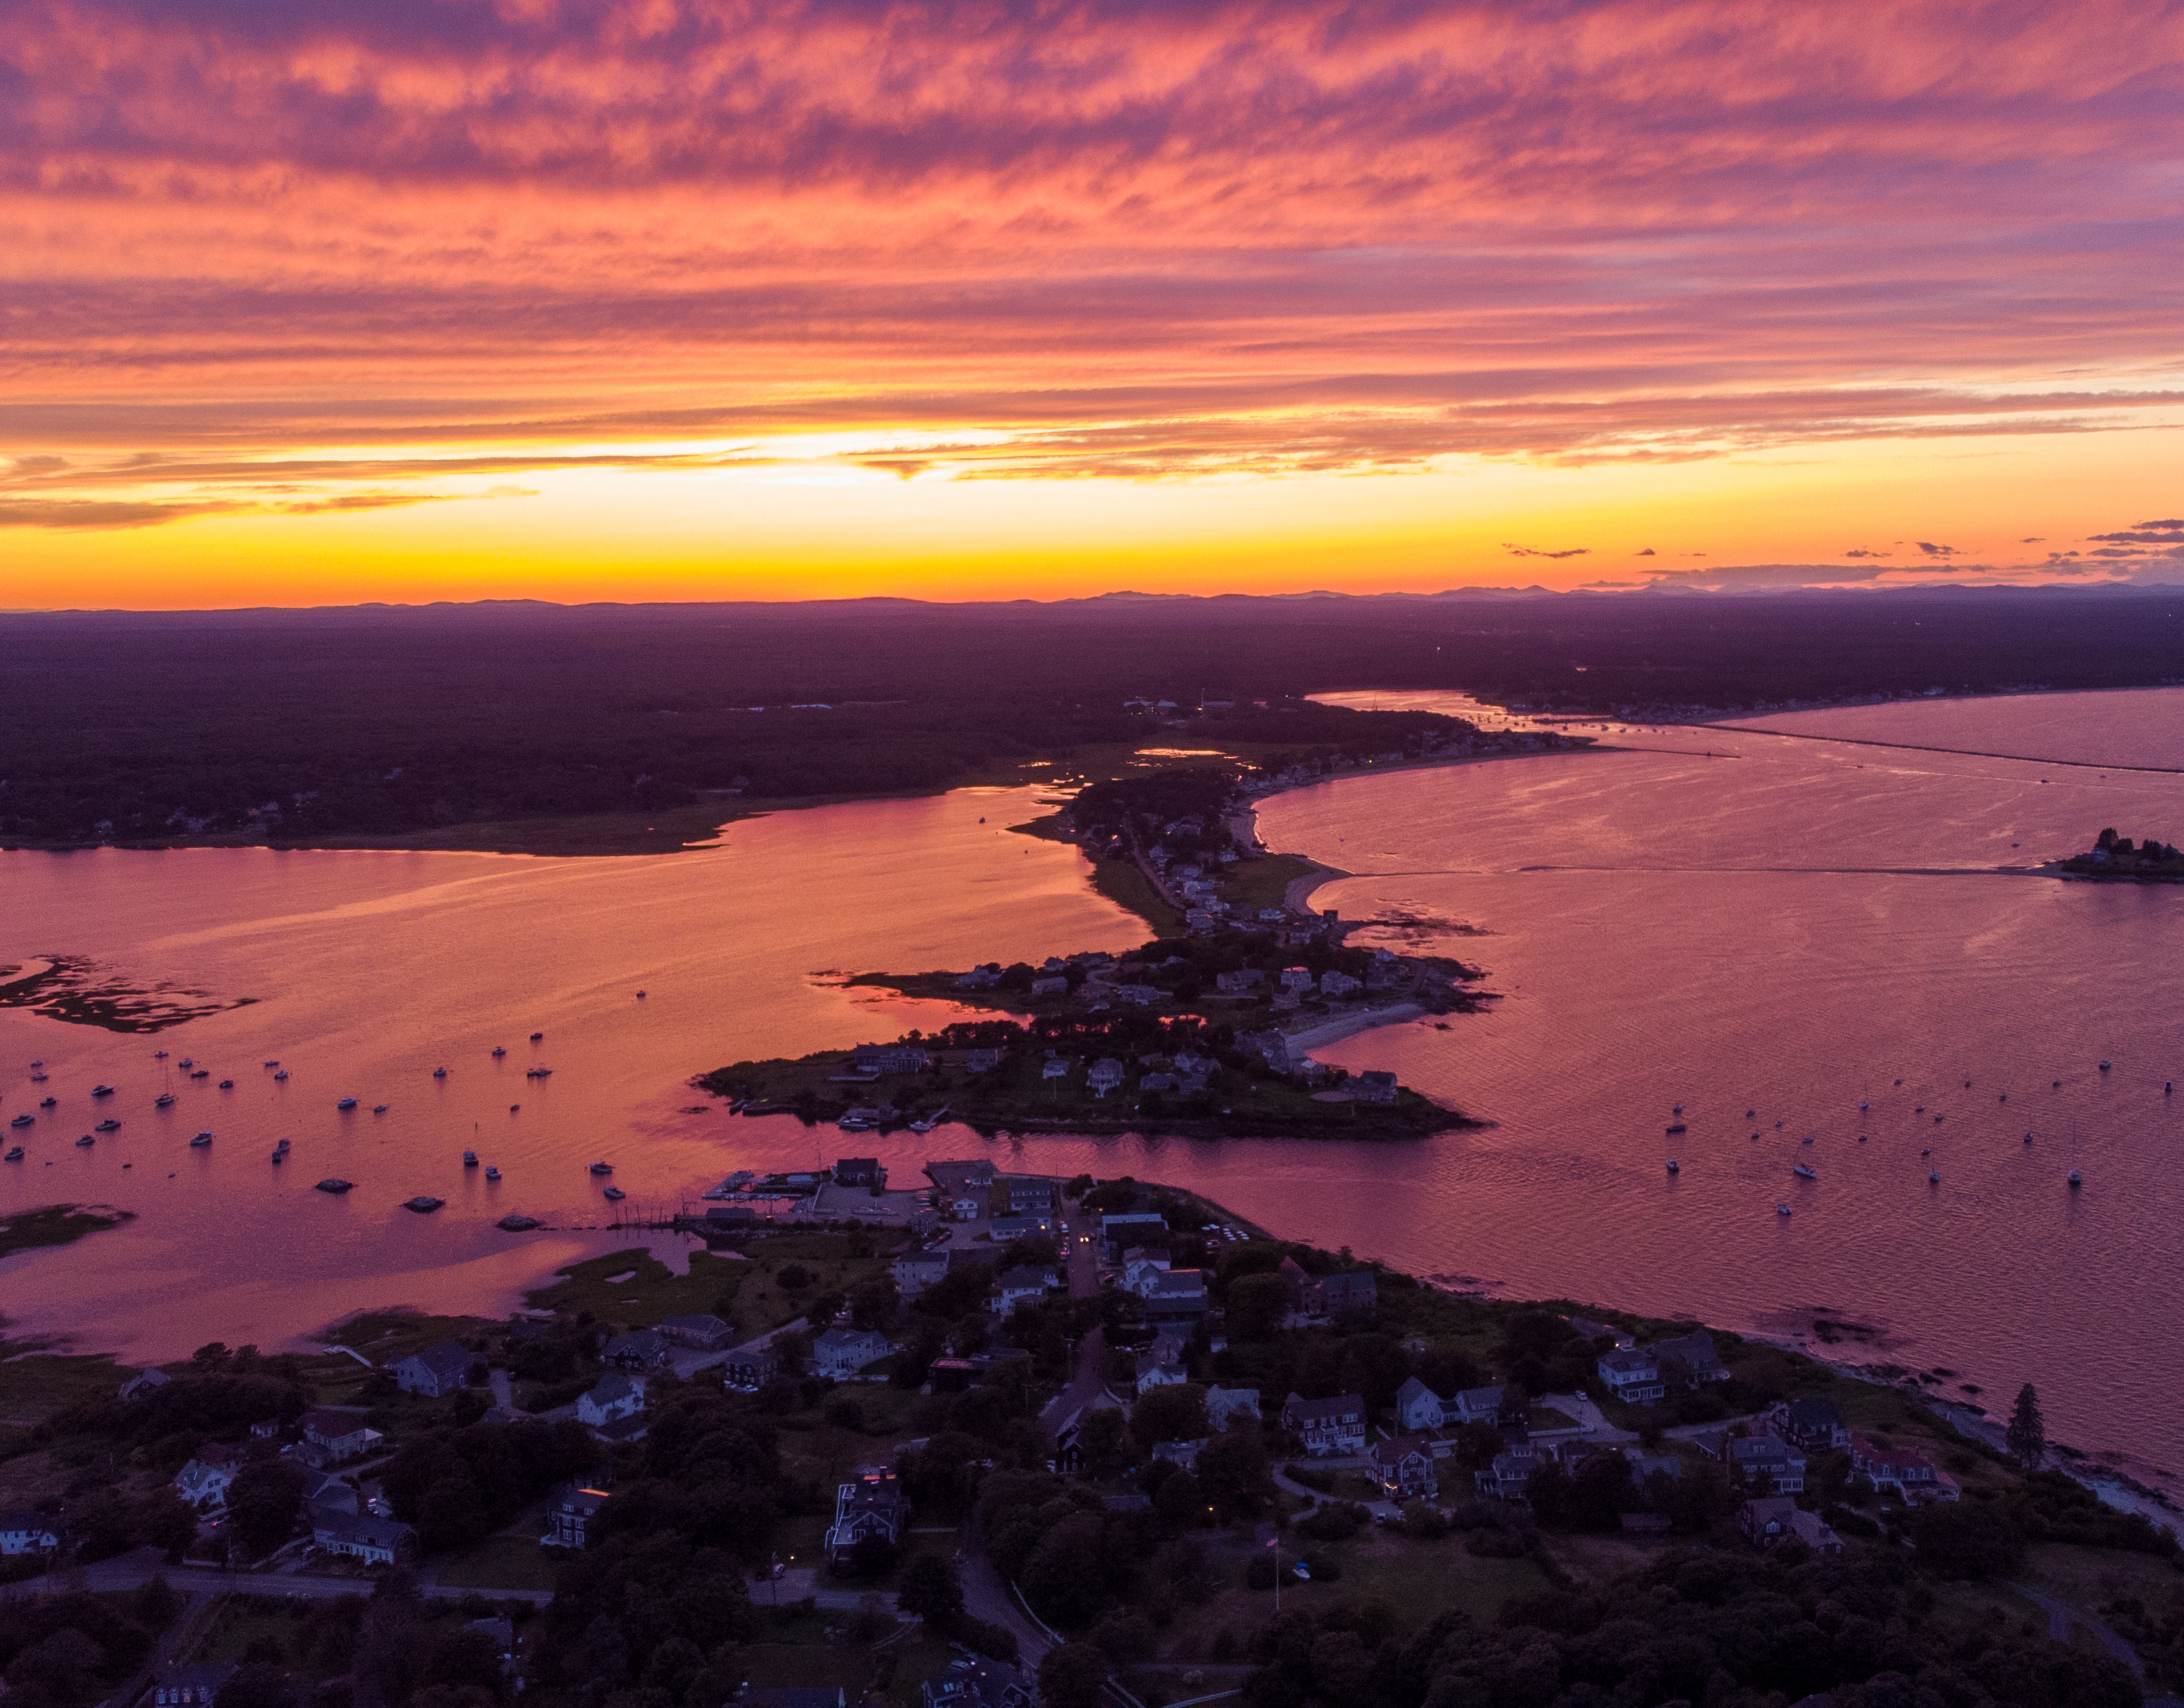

left=5, top=691, right=2183, bottom=1478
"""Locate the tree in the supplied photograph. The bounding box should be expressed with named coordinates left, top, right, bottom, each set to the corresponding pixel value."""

left=1225, top=1272, right=1290, bottom=1340
left=2007, top=1383, right=2046, bottom=1468
left=1130, top=1384, right=1208, bottom=1448
left=1194, top=1428, right=1274, bottom=1520
left=897, top=1553, right=964, bottom=1630
left=224, top=1459, right=307, bottom=1561
left=848, top=1276, right=898, bottom=1331
left=1910, top=1501, right=2028, bottom=1579
left=1038, top=1643, right=1113, bottom=1708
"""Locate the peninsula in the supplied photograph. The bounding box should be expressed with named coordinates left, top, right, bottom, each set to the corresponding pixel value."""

left=2055, top=827, right=2184, bottom=882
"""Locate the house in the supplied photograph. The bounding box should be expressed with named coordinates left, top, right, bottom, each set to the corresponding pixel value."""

left=174, top=1443, right=242, bottom=1509
left=1121, top=1246, right=1172, bottom=1292
left=1450, top=1385, right=1505, bottom=1426
left=1205, top=1385, right=1260, bottom=1429
left=992, top=1266, right=1057, bottom=1310
left=658, top=1313, right=734, bottom=1350
left=1599, top=1348, right=1667, bottom=1406
left=1623, top=1450, right=1683, bottom=1485
left=1151, top=1438, right=1205, bottom=1471
left=1030, top=976, right=1069, bottom=995
left=1568, top=1317, right=1632, bottom=1348
left=300, top=1410, right=381, bottom=1466
left=1850, top=1435, right=1958, bottom=1501
left=825, top=1467, right=908, bottom=1564
left=1042, top=1057, right=1072, bottom=1083
left=1652, top=1329, right=1732, bottom=1387
left=1006, top=1178, right=1056, bottom=1216
left=603, top=1328, right=672, bottom=1370
left=1142, top=1269, right=1207, bottom=1320
left=920, top=1653, right=1030, bottom=1708
left=833, top=1157, right=886, bottom=1189
left=1115, top=984, right=1163, bottom=1006
left=1729, top=1431, right=1807, bottom=1494
left=392, top=1340, right=475, bottom=1398
left=1476, top=1446, right=1538, bottom=1501
left=153, top=1666, right=237, bottom=1708
left=1741, top=1497, right=1844, bottom=1555
left=302, top=1472, right=358, bottom=1522
left=250, top=1418, right=282, bottom=1441
left=1351, top=1071, right=1399, bottom=1105
left=892, top=1247, right=954, bottom=1298
left=1278, top=967, right=1314, bottom=993
left=929, top=1160, right=996, bottom=1218
left=1395, top=1376, right=1447, bottom=1433
left=1370, top=1436, right=1440, bottom=1502
left=721, top=1346, right=780, bottom=1391
left=1320, top=971, right=1360, bottom=998
left=120, top=1367, right=172, bottom=1402
left=0, top=1511, right=59, bottom=1555
left=963, top=1047, right=1003, bottom=1071
left=812, top=1327, right=894, bottom=1378
left=1772, top=1397, right=1852, bottom=1452
left=312, top=1513, right=415, bottom=1567
left=851, top=1043, right=929, bottom=1076
left=1088, top=1058, right=1126, bottom=1097
left=1215, top=969, right=1265, bottom=994
left=1302, top=1270, right=1377, bottom=1320
left=986, top=1214, right=1054, bottom=1243
left=1281, top=1392, right=1367, bottom=1456
left=1134, top=1352, right=1189, bottom=1397
left=577, top=1373, right=646, bottom=1429
left=1101, top=1211, right=1169, bottom=1255
left=929, top=1357, right=976, bottom=1394
left=543, top=1485, right=611, bottom=1549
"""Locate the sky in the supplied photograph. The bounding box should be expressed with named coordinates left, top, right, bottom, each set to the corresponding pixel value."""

left=4, top=0, right=2182, bottom=607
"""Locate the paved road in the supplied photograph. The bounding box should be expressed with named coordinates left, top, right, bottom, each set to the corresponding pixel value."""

left=0, top=1547, right=552, bottom=1607
left=765, top=1567, right=903, bottom=1615
left=957, top=1547, right=1054, bottom=1671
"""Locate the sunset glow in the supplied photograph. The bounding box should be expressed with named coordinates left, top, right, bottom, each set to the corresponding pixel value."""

left=7, top=0, right=2183, bottom=605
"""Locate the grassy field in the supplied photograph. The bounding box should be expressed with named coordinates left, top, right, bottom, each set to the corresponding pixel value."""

left=1090, top=860, right=1185, bottom=936
left=1221, top=853, right=1328, bottom=915
left=434, top=1529, right=561, bottom=1592
left=320, top=1310, right=498, bottom=1365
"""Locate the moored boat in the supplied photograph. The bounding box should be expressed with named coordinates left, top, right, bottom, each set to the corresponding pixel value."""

left=484, top=1166, right=501, bottom=1180
left=1665, top=1158, right=1679, bottom=1173
left=92, top=1085, right=114, bottom=1097
left=192, top=1132, right=213, bottom=1146
left=154, top=1093, right=175, bottom=1107
left=3, top=1146, right=21, bottom=1161
left=77, top=1134, right=95, bottom=1146
left=95, top=1118, right=120, bottom=1131
left=602, top=1186, right=626, bottom=1201
left=9, top=1113, right=31, bottom=1128
left=1793, top=1164, right=1816, bottom=1180
left=403, top=1195, right=443, bottom=1213
left=316, top=1178, right=354, bottom=1194
left=588, top=1161, right=613, bottom=1175
left=336, top=1097, right=357, bottom=1110
left=463, top=1150, right=479, bottom=1167
left=497, top=1213, right=540, bottom=1231
left=2068, top=1169, right=2083, bottom=1187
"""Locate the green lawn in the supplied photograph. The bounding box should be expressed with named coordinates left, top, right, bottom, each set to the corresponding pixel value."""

left=434, top=1530, right=561, bottom=1593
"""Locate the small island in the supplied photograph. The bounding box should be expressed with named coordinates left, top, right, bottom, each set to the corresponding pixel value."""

left=2055, top=826, right=2184, bottom=882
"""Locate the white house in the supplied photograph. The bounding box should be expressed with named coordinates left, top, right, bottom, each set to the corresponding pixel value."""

left=1088, top=1058, right=1126, bottom=1097
left=1598, top=1349, right=1666, bottom=1406
left=1205, top=1385, right=1260, bottom=1429
left=577, top=1372, right=646, bottom=1429
left=0, top=1511, right=59, bottom=1555
left=312, top=1513, right=414, bottom=1566
left=1280, top=1392, right=1367, bottom=1456
left=1320, top=971, right=1361, bottom=998
left=174, top=1443, right=242, bottom=1510
left=1122, top=1249, right=1172, bottom=1293
left=1278, top=967, right=1314, bottom=993
left=1394, top=1376, right=1446, bottom=1433
left=812, top=1327, right=894, bottom=1378
left=392, top=1340, right=473, bottom=1398
left=992, top=1266, right=1057, bottom=1310
left=1450, top=1385, right=1505, bottom=1425
left=119, top=1367, right=172, bottom=1403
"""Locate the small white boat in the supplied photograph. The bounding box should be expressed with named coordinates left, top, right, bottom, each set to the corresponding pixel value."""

left=1801, top=1134, right=1814, bottom=1146
left=1998, top=1093, right=2007, bottom=1102
left=190, top=1069, right=209, bottom=1080
left=1775, top=1203, right=1792, bottom=1216
left=2025, top=1132, right=2034, bottom=1143
left=1793, top=1164, right=1816, bottom=1180
left=277, top=1137, right=290, bottom=1151
left=1665, top=1158, right=1679, bottom=1173
left=154, top=1050, right=168, bottom=1059
left=1859, top=1101, right=1868, bottom=1110
left=2054, top=1079, right=2062, bottom=1087
left=192, top=1132, right=212, bottom=1147
left=602, top=1186, right=626, bottom=1201
left=508, top=1102, right=520, bottom=1112
left=264, top=1059, right=279, bottom=1067
left=336, top=1097, right=357, bottom=1110
left=2168, top=1081, right=2175, bottom=1095
left=1857, top=1133, right=1868, bottom=1143
left=635, top=990, right=647, bottom=999
left=1893, top=1077, right=1904, bottom=1086
left=484, top=1166, right=501, bottom=1181
left=95, top=1118, right=120, bottom=1131
left=2068, top=1169, right=2083, bottom=1187
left=1929, top=1170, right=1940, bottom=1183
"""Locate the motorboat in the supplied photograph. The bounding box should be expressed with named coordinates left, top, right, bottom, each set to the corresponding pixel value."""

left=1859, top=1101, right=1868, bottom=1110
left=525, top=1067, right=552, bottom=1079
left=192, top=1132, right=213, bottom=1147
left=433, top=1067, right=449, bottom=1078
left=1665, top=1158, right=1679, bottom=1173
left=1665, top=1122, right=1686, bottom=1135
left=2025, top=1132, right=2034, bottom=1143
left=179, top=1058, right=192, bottom=1068
left=463, top=1150, right=479, bottom=1167
left=529, top=1031, right=544, bottom=1041
left=191, top=1069, right=209, bottom=1080
left=588, top=1161, right=614, bottom=1175
left=1745, top=1107, right=1756, bottom=1118
left=274, top=1070, right=289, bottom=1081
left=154, top=1093, right=175, bottom=1107
left=92, top=1085, right=114, bottom=1097
left=1801, top=1134, right=1814, bottom=1145
left=2054, top=1079, right=2062, bottom=1088
left=484, top=1166, right=501, bottom=1181
left=636, top=990, right=647, bottom=999
left=219, top=1080, right=234, bottom=1089
left=3, top=1147, right=20, bottom=1162
left=1671, top=1102, right=1683, bottom=1114
left=9, top=1113, right=32, bottom=1128
left=1775, top=1203, right=1792, bottom=1216
left=403, top=1195, right=444, bottom=1213
left=492, top=1046, right=507, bottom=1057
left=264, top=1059, right=279, bottom=1067
left=1858, top=1133, right=1868, bottom=1143
left=1929, top=1170, right=1940, bottom=1183
left=1934, top=1113, right=1944, bottom=1123
left=373, top=1104, right=388, bottom=1113
left=1793, top=1164, right=1816, bottom=1180
left=2068, top=1169, right=2083, bottom=1188
left=602, top=1186, right=626, bottom=1201
left=29, top=1072, right=46, bottom=1083
left=316, top=1178, right=354, bottom=1194
left=94, top=1118, right=120, bottom=1131
left=336, top=1097, right=358, bottom=1110
left=1998, top=1092, right=2007, bottom=1102
left=276, top=1138, right=290, bottom=1152
left=154, top=1050, right=168, bottom=1059
left=38, top=1097, right=54, bottom=1107
left=508, top=1103, right=520, bottom=1112
left=2100, top=1059, right=2112, bottom=1071
left=77, top=1134, right=95, bottom=1147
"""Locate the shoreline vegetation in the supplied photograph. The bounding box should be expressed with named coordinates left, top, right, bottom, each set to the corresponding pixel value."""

left=0, top=955, right=255, bottom=1034
left=0, top=1203, right=135, bottom=1262
left=694, top=745, right=1560, bottom=1139
left=2051, top=827, right=2184, bottom=883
